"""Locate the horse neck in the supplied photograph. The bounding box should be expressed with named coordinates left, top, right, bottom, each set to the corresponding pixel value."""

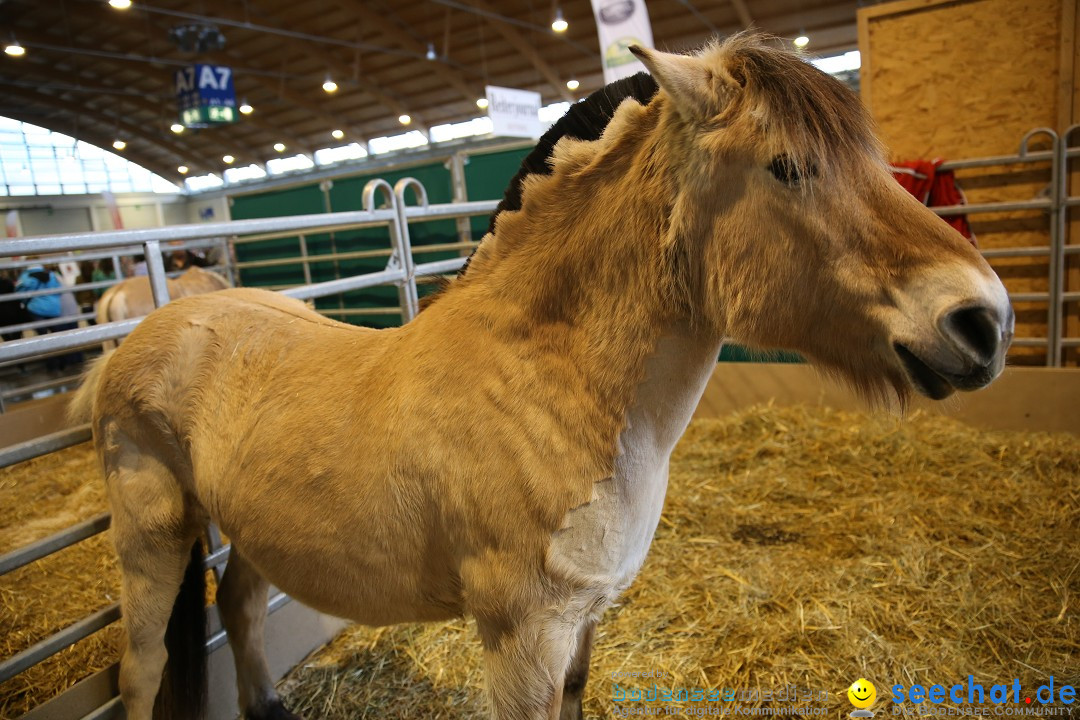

left=432, top=98, right=721, bottom=472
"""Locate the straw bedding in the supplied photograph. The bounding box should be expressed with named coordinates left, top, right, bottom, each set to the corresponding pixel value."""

left=1, top=405, right=1077, bottom=719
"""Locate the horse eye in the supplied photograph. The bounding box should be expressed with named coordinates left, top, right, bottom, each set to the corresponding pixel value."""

left=768, top=155, right=816, bottom=186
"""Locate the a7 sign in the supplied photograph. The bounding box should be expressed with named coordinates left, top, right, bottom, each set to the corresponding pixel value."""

left=175, top=64, right=238, bottom=127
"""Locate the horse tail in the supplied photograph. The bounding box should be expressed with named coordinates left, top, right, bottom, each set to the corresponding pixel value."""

left=66, top=354, right=111, bottom=425
left=96, top=284, right=116, bottom=325
left=96, top=285, right=121, bottom=353
left=154, top=540, right=209, bottom=720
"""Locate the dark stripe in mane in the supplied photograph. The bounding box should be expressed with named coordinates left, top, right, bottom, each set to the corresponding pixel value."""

left=486, top=72, right=660, bottom=237
left=426, top=73, right=659, bottom=293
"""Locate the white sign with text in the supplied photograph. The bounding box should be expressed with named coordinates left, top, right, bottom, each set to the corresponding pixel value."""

left=485, top=85, right=542, bottom=139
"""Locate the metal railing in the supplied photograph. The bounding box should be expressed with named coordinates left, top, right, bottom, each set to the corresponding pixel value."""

left=0, top=177, right=496, bottom=720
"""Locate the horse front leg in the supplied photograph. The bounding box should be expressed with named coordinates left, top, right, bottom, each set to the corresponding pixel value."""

left=217, top=550, right=301, bottom=720
left=476, top=609, right=584, bottom=720
left=559, top=620, right=596, bottom=720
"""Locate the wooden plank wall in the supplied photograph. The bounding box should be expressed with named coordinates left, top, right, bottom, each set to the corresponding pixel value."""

left=858, top=0, right=1074, bottom=365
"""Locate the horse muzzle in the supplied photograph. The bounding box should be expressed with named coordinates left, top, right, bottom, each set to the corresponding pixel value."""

left=893, top=302, right=1015, bottom=400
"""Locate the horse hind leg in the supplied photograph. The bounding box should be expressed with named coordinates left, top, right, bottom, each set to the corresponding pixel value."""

left=217, top=550, right=302, bottom=720
left=106, top=441, right=207, bottom=720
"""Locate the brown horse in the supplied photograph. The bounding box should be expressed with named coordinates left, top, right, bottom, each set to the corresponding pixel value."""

left=69, top=35, right=1012, bottom=720
left=96, top=266, right=231, bottom=324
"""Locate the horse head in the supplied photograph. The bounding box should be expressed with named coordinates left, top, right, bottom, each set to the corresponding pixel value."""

left=631, top=35, right=1013, bottom=406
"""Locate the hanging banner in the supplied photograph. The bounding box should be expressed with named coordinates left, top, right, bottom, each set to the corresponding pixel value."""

left=485, top=85, right=543, bottom=139
left=589, top=0, right=655, bottom=84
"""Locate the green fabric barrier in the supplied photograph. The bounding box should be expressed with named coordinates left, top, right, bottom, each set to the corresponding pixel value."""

left=463, top=148, right=530, bottom=237
left=229, top=185, right=328, bottom=289
left=323, top=163, right=454, bottom=328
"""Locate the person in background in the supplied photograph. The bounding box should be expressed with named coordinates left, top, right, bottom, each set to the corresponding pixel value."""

left=15, top=261, right=62, bottom=325
left=0, top=269, right=22, bottom=342
left=15, top=262, right=79, bottom=371
left=131, top=254, right=148, bottom=276
left=91, top=259, right=116, bottom=299
left=53, top=268, right=85, bottom=370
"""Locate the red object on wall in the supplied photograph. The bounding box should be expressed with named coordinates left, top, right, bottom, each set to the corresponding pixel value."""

left=891, top=159, right=976, bottom=248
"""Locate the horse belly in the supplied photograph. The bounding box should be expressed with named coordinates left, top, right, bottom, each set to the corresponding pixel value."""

left=232, top=536, right=464, bottom=626
left=207, top=470, right=465, bottom=627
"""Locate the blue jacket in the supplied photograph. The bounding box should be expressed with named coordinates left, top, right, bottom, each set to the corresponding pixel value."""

left=15, top=266, right=62, bottom=318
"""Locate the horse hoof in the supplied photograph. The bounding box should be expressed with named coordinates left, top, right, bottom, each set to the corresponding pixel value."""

left=246, top=699, right=303, bottom=720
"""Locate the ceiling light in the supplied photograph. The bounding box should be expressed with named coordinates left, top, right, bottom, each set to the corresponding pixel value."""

left=793, top=35, right=810, bottom=48
left=322, top=78, right=338, bottom=93
left=112, top=139, right=126, bottom=150
left=398, top=114, right=411, bottom=125
left=551, top=8, right=568, bottom=32
left=239, top=101, right=253, bottom=114
left=108, top=0, right=133, bottom=9
left=566, top=79, right=579, bottom=91
left=426, top=43, right=437, bottom=61
left=222, top=154, right=235, bottom=164
left=331, top=129, right=345, bottom=140
left=273, top=142, right=286, bottom=152
left=170, top=123, right=184, bottom=134
left=178, top=165, right=189, bottom=174
left=4, top=41, right=25, bottom=57
left=476, top=97, right=489, bottom=109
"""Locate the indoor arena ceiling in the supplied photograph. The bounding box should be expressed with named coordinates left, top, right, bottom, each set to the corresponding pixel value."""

left=0, top=0, right=863, bottom=184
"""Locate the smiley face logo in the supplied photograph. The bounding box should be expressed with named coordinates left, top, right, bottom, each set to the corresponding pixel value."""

left=848, top=678, right=876, bottom=709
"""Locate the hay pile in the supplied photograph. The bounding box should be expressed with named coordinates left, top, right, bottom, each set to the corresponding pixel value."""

left=0, top=445, right=121, bottom=719
left=1, top=405, right=1077, bottom=719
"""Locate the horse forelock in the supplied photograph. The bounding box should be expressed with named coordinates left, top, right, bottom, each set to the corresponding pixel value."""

left=709, top=33, right=884, bottom=179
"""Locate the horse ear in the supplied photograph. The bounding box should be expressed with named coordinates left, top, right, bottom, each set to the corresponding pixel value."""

left=629, top=45, right=739, bottom=119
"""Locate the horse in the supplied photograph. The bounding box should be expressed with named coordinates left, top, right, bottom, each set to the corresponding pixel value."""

left=94, top=266, right=230, bottom=351
left=68, top=34, right=1013, bottom=720
left=96, top=265, right=231, bottom=325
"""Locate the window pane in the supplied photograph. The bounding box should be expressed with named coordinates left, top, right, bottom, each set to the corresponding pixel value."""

left=0, top=115, right=182, bottom=196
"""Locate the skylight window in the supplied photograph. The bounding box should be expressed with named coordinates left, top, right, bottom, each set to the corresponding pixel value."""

left=0, top=116, right=180, bottom=196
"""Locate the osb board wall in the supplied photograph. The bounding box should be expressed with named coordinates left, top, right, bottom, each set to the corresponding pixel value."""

left=858, top=0, right=1066, bottom=365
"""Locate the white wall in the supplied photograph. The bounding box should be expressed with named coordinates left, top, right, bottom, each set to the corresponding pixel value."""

left=18, top=207, right=92, bottom=236
left=0, top=193, right=190, bottom=236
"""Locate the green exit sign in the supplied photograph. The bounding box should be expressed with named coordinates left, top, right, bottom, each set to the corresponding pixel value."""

left=180, top=105, right=237, bottom=127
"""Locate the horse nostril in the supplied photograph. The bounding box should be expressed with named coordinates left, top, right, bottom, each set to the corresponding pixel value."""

left=944, top=305, right=1000, bottom=367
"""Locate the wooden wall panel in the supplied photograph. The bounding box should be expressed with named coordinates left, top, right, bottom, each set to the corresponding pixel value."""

left=858, top=0, right=1067, bottom=365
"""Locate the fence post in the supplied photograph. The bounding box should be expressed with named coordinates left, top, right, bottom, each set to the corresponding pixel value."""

left=362, top=179, right=414, bottom=322
left=143, top=240, right=171, bottom=308
left=393, top=178, right=427, bottom=322
left=449, top=152, right=472, bottom=249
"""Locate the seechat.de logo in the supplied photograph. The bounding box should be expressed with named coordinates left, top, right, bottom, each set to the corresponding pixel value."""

left=891, top=677, right=1076, bottom=706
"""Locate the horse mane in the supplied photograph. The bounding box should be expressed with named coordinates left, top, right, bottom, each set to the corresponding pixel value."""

left=485, top=72, right=660, bottom=237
